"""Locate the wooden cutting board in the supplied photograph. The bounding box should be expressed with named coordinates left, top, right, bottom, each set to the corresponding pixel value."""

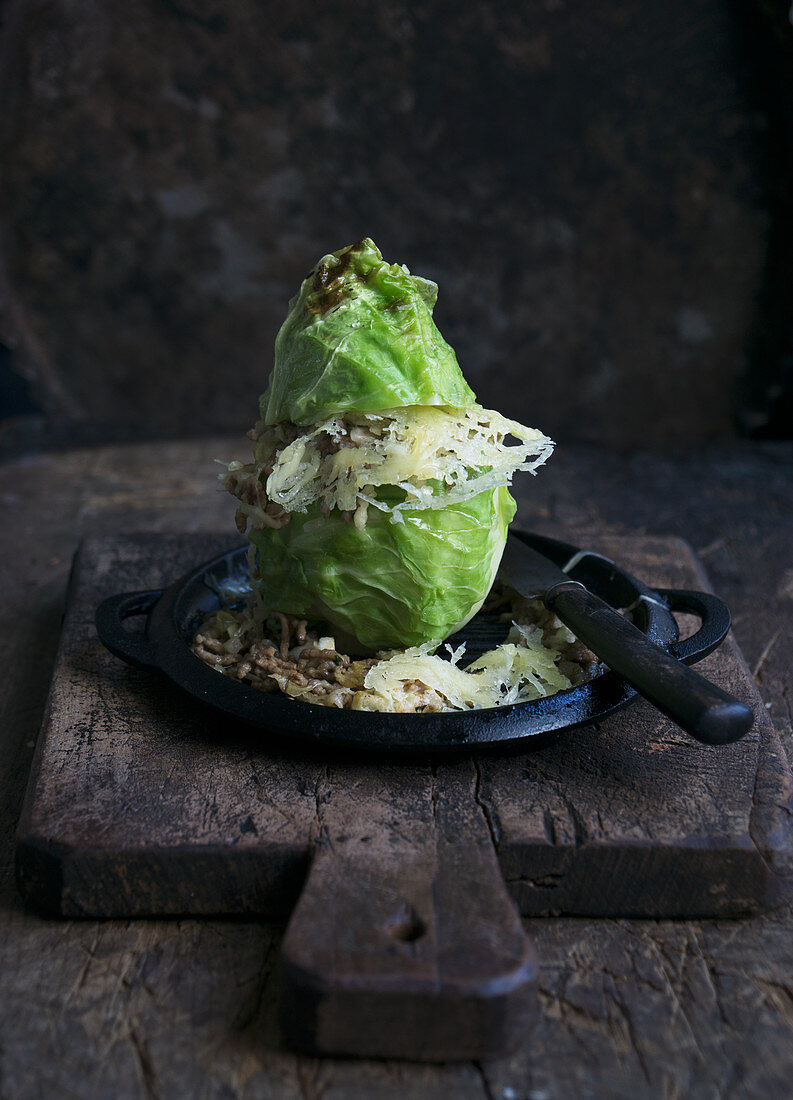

left=15, top=532, right=793, bottom=1060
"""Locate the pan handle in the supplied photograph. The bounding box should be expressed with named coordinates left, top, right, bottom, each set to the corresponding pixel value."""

left=95, top=590, right=163, bottom=670
left=655, top=588, right=732, bottom=665
left=548, top=583, right=753, bottom=746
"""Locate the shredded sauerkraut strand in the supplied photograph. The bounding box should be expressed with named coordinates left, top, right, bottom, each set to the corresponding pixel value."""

left=191, top=591, right=599, bottom=714
left=223, top=404, right=554, bottom=533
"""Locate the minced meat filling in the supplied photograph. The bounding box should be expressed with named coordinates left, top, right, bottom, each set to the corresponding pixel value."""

left=192, top=609, right=379, bottom=709
left=190, top=584, right=601, bottom=714
left=224, top=418, right=363, bottom=534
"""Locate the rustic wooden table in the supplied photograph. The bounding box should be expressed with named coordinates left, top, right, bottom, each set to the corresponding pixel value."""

left=2, top=435, right=792, bottom=1098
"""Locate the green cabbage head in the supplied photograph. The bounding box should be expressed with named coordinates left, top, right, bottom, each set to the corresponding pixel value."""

left=241, top=239, right=549, bottom=651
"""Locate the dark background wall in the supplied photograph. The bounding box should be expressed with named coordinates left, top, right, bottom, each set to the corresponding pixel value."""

left=0, top=0, right=791, bottom=450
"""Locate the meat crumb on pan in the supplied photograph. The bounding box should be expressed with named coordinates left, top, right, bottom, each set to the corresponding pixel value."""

left=190, top=582, right=603, bottom=713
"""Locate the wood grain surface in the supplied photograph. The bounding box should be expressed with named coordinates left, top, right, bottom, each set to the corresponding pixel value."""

left=279, top=760, right=538, bottom=1060
left=15, top=531, right=792, bottom=926
left=2, top=438, right=793, bottom=1096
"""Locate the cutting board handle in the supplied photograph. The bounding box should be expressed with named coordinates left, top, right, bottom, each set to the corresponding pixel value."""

left=278, top=763, right=537, bottom=1061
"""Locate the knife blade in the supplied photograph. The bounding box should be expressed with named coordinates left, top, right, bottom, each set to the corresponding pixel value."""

left=498, top=536, right=753, bottom=745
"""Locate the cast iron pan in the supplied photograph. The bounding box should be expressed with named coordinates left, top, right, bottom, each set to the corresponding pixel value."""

left=95, top=529, right=734, bottom=753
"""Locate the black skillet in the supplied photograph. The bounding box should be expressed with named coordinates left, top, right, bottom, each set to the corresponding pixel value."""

left=95, top=529, right=738, bottom=753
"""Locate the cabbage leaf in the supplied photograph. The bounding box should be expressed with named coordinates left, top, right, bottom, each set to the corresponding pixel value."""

left=261, top=238, right=475, bottom=425
left=249, top=485, right=515, bottom=650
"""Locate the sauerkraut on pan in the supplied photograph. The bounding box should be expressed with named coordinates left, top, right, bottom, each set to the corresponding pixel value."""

left=191, top=589, right=600, bottom=713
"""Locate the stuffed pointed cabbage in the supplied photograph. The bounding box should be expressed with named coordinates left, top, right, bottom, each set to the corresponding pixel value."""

left=224, top=238, right=553, bottom=651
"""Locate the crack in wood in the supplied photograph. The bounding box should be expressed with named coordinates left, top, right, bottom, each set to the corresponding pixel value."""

left=473, top=756, right=501, bottom=849
left=129, top=1027, right=162, bottom=1100
left=472, top=1061, right=497, bottom=1100
left=607, top=980, right=653, bottom=1086
left=563, top=797, right=589, bottom=848
left=748, top=723, right=793, bottom=883
left=755, top=978, right=793, bottom=1032
left=542, top=806, right=556, bottom=846
left=507, top=873, right=565, bottom=890
left=295, top=1060, right=325, bottom=1100
left=311, top=765, right=330, bottom=848
left=231, top=939, right=277, bottom=1033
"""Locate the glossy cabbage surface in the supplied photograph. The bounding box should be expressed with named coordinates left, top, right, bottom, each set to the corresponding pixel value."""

left=249, top=485, right=516, bottom=650
left=261, top=238, right=475, bottom=425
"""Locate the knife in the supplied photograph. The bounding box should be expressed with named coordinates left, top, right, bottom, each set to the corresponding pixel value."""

left=498, top=537, right=754, bottom=745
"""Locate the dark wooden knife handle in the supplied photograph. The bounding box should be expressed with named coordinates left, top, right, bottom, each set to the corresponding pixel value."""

left=548, top=581, right=754, bottom=745
left=278, top=762, right=537, bottom=1061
